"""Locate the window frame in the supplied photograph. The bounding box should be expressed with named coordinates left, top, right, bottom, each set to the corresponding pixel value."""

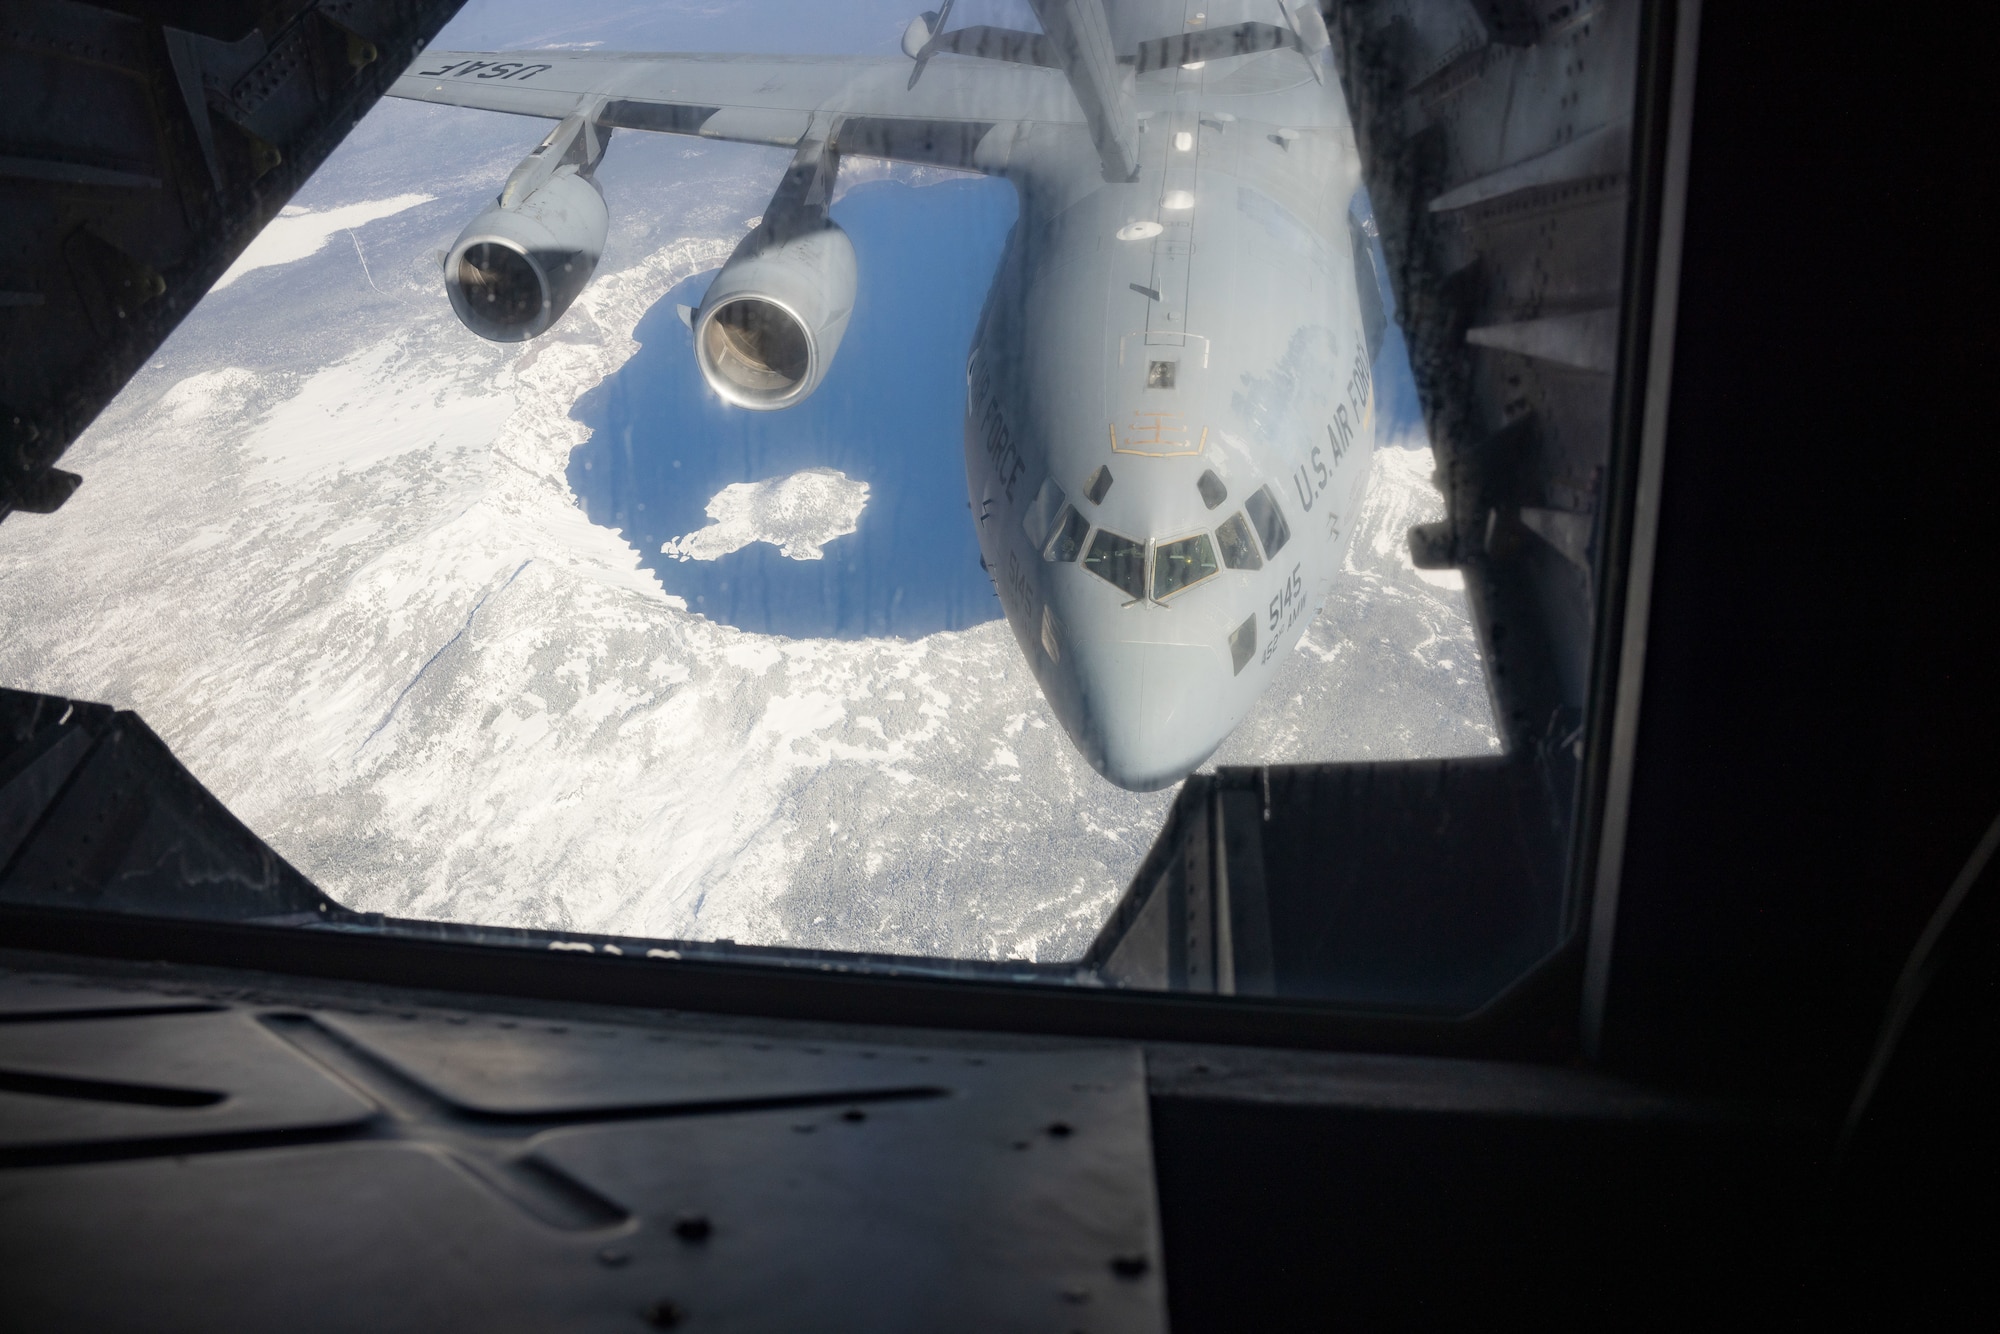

left=1243, top=485, right=1292, bottom=559
left=1043, top=505, right=1091, bottom=562
left=1214, top=511, right=1263, bottom=571
left=1081, top=526, right=1148, bottom=601
left=0, top=0, right=1701, bottom=1071
left=1151, top=529, right=1222, bottom=602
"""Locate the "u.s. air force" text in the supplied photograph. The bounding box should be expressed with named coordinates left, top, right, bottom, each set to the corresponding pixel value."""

left=974, top=379, right=1027, bottom=505
left=1292, top=344, right=1372, bottom=513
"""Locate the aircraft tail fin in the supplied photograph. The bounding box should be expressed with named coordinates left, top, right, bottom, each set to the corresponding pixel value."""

left=1026, top=0, right=1139, bottom=182
left=909, top=0, right=1197, bottom=183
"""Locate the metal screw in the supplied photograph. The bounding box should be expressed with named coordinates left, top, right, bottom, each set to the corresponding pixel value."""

left=1046, top=1121, right=1074, bottom=1138
left=1111, top=1254, right=1150, bottom=1279
left=841, top=1108, right=866, bottom=1123
left=673, top=1215, right=712, bottom=1243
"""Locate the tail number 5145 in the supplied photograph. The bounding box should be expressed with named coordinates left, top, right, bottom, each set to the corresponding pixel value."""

left=1268, top=564, right=1306, bottom=637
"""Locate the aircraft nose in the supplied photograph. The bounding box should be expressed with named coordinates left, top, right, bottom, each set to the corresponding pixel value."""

left=1077, top=638, right=1230, bottom=791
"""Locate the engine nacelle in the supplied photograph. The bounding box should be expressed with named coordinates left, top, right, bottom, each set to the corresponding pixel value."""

left=445, top=166, right=607, bottom=343
left=693, top=223, right=857, bottom=410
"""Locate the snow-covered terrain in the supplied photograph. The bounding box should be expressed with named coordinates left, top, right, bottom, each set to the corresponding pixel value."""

left=213, top=194, right=435, bottom=291
left=0, top=88, right=1496, bottom=964
left=662, top=469, right=871, bottom=563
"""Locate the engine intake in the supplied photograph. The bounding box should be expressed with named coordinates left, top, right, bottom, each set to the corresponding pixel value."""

left=445, top=115, right=610, bottom=343
left=446, top=169, right=606, bottom=342
left=692, top=131, right=855, bottom=411
left=694, top=224, right=857, bottom=410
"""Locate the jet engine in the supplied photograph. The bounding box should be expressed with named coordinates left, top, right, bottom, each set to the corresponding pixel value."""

left=445, top=114, right=609, bottom=342
left=693, top=224, right=857, bottom=410
left=692, top=135, right=855, bottom=410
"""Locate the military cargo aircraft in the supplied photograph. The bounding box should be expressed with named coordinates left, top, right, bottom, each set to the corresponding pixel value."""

left=391, top=0, right=1384, bottom=790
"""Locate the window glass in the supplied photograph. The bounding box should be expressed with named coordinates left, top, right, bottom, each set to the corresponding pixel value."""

left=1244, top=486, right=1291, bottom=558
left=1022, top=477, right=1064, bottom=549
left=0, top=0, right=1650, bottom=1019
left=1152, top=533, right=1218, bottom=600
left=1195, top=470, right=1227, bottom=510
left=1045, top=506, right=1089, bottom=563
left=1083, top=530, right=1146, bottom=600
left=1084, top=465, right=1113, bottom=506
left=1215, top=512, right=1261, bottom=570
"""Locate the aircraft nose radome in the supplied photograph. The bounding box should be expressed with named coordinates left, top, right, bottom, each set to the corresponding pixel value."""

left=1083, top=640, right=1230, bottom=792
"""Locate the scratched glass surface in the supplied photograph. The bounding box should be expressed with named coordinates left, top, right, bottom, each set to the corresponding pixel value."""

left=0, top=0, right=1646, bottom=982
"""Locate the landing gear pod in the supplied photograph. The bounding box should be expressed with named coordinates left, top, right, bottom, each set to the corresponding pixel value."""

left=445, top=114, right=611, bottom=342
left=694, top=223, right=857, bottom=410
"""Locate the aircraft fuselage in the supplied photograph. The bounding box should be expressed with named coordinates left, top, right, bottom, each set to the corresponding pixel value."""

left=963, top=43, right=1374, bottom=790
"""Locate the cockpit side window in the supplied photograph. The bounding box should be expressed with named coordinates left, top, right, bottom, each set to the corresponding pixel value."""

left=1153, top=533, right=1219, bottom=600
left=1023, top=477, right=1065, bottom=548
left=1083, top=529, right=1146, bottom=599
left=1045, top=505, right=1090, bottom=562
left=1215, top=512, right=1262, bottom=570
left=1196, top=469, right=1227, bottom=510
left=1244, top=485, right=1291, bottom=557
left=1084, top=465, right=1114, bottom=505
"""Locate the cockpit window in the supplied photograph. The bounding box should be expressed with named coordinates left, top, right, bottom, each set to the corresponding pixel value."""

left=1045, top=505, right=1090, bottom=562
left=1244, top=485, right=1291, bottom=557
left=1023, top=477, right=1065, bottom=548
left=1153, top=533, right=1219, bottom=600
left=1084, top=465, right=1114, bottom=505
left=1083, top=529, right=1146, bottom=599
left=1215, top=512, right=1263, bottom=570
left=1196, top=470, right=1227, bottom=510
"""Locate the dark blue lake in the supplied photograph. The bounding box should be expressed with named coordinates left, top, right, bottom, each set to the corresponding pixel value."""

left=568, top=176, right=1019, bottom=639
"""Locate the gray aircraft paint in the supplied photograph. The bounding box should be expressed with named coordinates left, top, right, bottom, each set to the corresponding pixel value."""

left=391, top=0, right=1375, bottom=792
left=965, top=8, right=1372, bottom=790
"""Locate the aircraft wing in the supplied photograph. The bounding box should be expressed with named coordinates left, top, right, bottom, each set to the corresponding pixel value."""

left=389, top=50, right=1085, bottom=168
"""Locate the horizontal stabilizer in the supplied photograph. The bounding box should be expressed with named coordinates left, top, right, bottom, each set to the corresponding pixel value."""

left=928, top=26, right=1061, bottom=70
left=1132, top=22, right=1312, bottom=76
